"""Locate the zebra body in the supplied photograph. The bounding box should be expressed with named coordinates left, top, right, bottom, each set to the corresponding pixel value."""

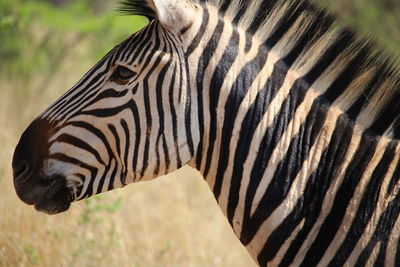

left=12, top=0, right=400, bottom=266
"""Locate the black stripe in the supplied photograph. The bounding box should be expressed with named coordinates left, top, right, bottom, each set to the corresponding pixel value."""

left=374, top=240, right=388, bottom=267
left=53, top=51, right=117, bottom=119
left=368, top=88, right=400, bottom=135
left=282, top=10, right=329, bottom=67
left=48, top=153, right=98, bottom=198
left=184, top=56, right=195, bottom=157
left=128, top=22, right=157, bottom=64
left=218, top=0, right=230, bottom=16
left=255, top=100, right=330, bottom=266
left=49, top=48, right=115, bottom=113
left=234, top=32, right=353, bottom=235
left=194, top=15, right=224, bottom=170
left=321, top=45, right=369, bottom=104
left=108, top=124, right=122, bottom=163
left=168, top=64, right=182, bottom=168
left=303, top=30, right=354, bottom=85
left=65, top=121, right=115, bottom=198
left=300, top=133, right=378, bottom=267
left=239, top=70, right=299, bottom=244
left=52, top=76, right=108, bottom=119
left=61, top=78, right=112, bottom=119
left=246, top=0, right=279, bottom=35
left=121, top=26, right=150, bottom=61
left=236, top=61, right=290, bottom=245
left=154, top=52, right=172, bottom=175
left=65, top=120, right=115, bottom=174
left=229, top=19, right=347, bottom=245
left=53, top=133, right=105, bottom=165
left=231, top=1, right=251, bottom=25
left=74, top=174, right=86, bottom=200
left=153, top=29, right=172, bottom=175
left=112, top=37, right=132, bottom=63
left=226, top=60, right=283, bottom=226
left=396, top=235, right=400, bottom=267
left=186, top=6, right=209, bottom=56
left=239, top=56, right=327, bottom=245
left=355, top=191, right=400, bottom=266
left=327, top=141, right=396, bottom=266
left=264, top=1, right=307, bottom=49
left=164, top=30, right=184, bottom=169
left=80, top=88, right=129, bottom=113
left=276, top=114, right=354, bottom=267
left=96, top=163, right=111, bottom=194
left=213, top=46, right=269, bottom=202
left=48, top=153, right=97, bottom=172
left=57, top=75, right=109, bottom=120
left=107, top=159, right=119, bottom=191
left=80, top=100, right=136, bottom=118
left=204, top=28, right=240, bottom=178
left=347, top=67, right=382, bottom=120
left=140, top=43, right=163, bottom=177
left=177, top=40, right=185, bottom=104
left=224, top=11, right=328, bottom=223
left=121, top=119, right=130, bottom=185
left=386, top=158, right=400, bottom=196
left=129, top=100, right=141, bottom=181
left=137, top=42, right=153, bottom=65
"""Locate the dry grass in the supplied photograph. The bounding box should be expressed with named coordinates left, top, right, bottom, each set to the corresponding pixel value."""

left=0, top=41, right=255, bottom=267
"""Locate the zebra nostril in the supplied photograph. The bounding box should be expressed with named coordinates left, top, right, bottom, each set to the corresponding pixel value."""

left=13, top=160, right=30, bottom=182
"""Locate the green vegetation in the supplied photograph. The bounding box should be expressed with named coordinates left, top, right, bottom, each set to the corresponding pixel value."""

left=1, top=0, right=399, bottom=79
left=0, top=0, right=399, bottom=266
left=0, top=0, right=147, bottom=76
left=314, top=0, right=400, bottom=56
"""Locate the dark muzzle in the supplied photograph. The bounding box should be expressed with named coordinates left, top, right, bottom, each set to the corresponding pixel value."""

left=12, top=119, right=71, bottom=214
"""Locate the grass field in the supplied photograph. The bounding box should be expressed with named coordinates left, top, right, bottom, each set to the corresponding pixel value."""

left=0, top=0, right=399, bottom=266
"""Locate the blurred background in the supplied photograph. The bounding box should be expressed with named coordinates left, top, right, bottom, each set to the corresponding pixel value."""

left=0, top=0, right=399, bottom=266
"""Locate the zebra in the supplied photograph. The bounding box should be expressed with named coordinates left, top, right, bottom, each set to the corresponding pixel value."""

left=12, top=0, right=400, bottom=265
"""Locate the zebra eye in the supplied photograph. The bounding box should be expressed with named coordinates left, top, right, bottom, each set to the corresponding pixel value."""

left=112, top=65, right=137, bottom=81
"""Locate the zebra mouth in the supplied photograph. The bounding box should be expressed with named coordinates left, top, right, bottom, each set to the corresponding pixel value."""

left=32, top=175, right=73, bottom=215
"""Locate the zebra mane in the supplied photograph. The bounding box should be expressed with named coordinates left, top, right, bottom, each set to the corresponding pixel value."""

left=119, top=0, right=400, bottom=138
left=118, top=0, right=157, bottom=19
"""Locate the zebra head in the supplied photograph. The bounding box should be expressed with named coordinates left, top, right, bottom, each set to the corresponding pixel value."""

left=12, top=0, right=201, bottom=214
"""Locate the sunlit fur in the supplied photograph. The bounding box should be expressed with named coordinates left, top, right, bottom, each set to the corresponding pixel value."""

left=21, top=0, right=400, bottom=265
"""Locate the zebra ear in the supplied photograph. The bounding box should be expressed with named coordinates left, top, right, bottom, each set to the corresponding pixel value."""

left=148, top=0, right=194, bottom=33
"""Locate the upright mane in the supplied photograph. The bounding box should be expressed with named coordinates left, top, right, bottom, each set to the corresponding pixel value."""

left=120, top=0, right=400, bottom=138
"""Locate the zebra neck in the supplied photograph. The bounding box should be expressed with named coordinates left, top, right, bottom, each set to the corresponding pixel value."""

left=192, top=54, right=400, bottom=262
left=181, top=1, right=400, bottom=265
left=187, top=16, right=400, bottom=262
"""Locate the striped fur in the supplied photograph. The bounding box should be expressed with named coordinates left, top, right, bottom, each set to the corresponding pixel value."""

left=16, top=0, right=400, bottom=266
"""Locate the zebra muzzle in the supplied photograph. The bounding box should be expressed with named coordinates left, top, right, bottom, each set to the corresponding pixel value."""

left=12, top=118, right=72, bottom=214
